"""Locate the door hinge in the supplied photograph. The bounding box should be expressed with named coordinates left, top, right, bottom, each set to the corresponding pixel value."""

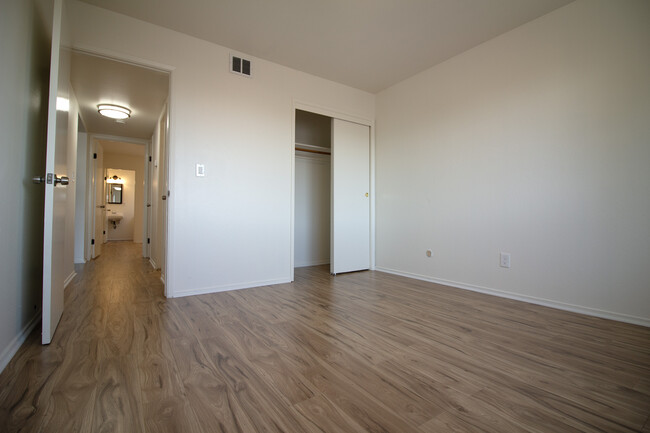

left=149, top=156, right=152, bottom=162
left=147, top=238, right=150, bottom=244
left=93, top=153, right=97, bottom=159
left=103, top=230, right=106, bottom=235
left=91, top=238, right=95, bottom=245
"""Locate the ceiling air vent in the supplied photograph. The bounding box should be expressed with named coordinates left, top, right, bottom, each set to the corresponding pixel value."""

left=230, top=54, right=252, bottom=77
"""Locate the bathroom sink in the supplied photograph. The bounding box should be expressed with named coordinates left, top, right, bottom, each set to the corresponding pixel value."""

left=107, top=212, right=123, bottom=222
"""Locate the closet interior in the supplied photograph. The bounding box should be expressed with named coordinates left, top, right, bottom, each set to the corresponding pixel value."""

left=294, top=109, right=331, bottom=268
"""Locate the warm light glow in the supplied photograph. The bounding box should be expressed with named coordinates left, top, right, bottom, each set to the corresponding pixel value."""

left=97, top=104, right=131, bottom=119
left=106, top=175, right=124, bottom=184
left=56, top=97, right=69, bottom=112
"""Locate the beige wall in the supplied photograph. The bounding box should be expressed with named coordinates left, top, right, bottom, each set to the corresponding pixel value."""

left=376, top=0, right=650, bottom=324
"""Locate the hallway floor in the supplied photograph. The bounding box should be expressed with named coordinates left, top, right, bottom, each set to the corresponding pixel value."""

left=0, top=242, right=649, bottom=432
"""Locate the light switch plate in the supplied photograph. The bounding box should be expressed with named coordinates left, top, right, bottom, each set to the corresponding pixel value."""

left=500, top=252, right=511, bottom=268
left=196, top=164, right=205, bottom=177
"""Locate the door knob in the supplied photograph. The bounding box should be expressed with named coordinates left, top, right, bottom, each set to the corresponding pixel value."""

left=54, top=176, right=69, bottom=186
left=365, top=192, right=369, bottom=197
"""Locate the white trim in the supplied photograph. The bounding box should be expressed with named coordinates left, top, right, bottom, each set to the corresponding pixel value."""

left=63, top=271, right=77, bottom=289
left=294, top=100, right=374, bottom=128
left=71, top=45, right=175, bottom=74
left=88, top=133, right=150, bottom=146
left=290, top=107, right=296, bottom=282
left=172, top=277, right=291, bottom=298
left=0, top=312, right=41, bottom=374
left=70, top=44, right=174, bottom=298
left=369, top=124, right=375, bottom=271
left=376, top=267, right=650, bottom=328
left=149, top=257, right=158, bottom=270
left=295, top=259, right=330, bottom=268
left=84, top=131, right=93, bottom=261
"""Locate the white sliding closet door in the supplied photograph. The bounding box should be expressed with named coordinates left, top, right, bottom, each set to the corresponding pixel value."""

left=331, top=119, right=370, bottom=274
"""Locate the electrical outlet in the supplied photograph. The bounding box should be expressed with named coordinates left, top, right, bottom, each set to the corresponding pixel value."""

left=426, top=249, right=432, bottom=258
left=500, top=252, right=511, bottom=268
left=196, top=163, right=205, bottom=177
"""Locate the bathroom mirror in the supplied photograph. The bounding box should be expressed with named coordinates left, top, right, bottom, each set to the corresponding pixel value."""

left=107, top=184, right=123, bottom=204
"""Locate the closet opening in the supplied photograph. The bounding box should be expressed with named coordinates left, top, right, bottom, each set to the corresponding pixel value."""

left=294, top=109, right=332, bottom=270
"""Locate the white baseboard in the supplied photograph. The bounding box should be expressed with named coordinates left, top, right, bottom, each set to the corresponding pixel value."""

left=0, top=312, right=41, bottom=374
left=172, top=276, right=292, bottom=298
left=295, top=258, right=330, bottom=268
left=149, top=257, right=158, bottom=270
left=375, top=267, right=650, bottom=328
left=63, top=271, right=77, bottom=289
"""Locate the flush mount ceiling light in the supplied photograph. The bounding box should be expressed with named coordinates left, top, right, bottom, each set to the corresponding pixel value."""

left=97, top=104, right=131, bottom=119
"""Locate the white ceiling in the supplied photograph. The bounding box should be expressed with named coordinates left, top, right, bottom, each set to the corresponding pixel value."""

left=71, top=51, right=169, bottom=139
left=98, top=139, right=145, bottom=157
left=77, top=0, right=573, bottom=93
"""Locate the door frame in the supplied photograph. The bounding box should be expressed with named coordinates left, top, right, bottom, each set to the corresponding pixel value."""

left=87, top=134, right=150, bottom=257
left=290, top=100, right=375, bottom=281
left=73, top=45, right=175, bottom=295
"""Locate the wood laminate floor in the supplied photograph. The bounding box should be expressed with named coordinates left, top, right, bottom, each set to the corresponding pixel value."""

left=0, top=242, right=649, bottom=432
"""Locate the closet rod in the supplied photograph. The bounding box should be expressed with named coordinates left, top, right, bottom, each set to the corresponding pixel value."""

left=296, top=147, right=331, bottom=155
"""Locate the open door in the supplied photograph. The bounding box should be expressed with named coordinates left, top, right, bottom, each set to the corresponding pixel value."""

left=92, top=141, right=105, bottom=258
left=39, top=0, right=71, bottom=344
left=331, top=119, right=370, bottom=274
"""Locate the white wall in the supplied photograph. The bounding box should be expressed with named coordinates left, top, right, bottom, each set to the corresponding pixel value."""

left=69, top=1, right=375, bottom=296
left=103, top=152, right=145, bottom=243
left=0, top=0, right=51, bottom=372
left=376, top=0, right=650, bottom=325
left=74, top=131, right=87, bottom=263
left=295, top=153, right=331, bottom=267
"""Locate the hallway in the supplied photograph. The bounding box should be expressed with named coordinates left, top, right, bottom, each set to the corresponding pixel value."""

left=1, top=243, right=649, bottom=432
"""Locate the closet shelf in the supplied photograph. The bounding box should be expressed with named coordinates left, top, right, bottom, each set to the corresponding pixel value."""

left=295, top=142, right=331, bottom=155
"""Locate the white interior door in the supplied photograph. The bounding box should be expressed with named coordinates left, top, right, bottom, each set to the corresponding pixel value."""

left=42, top=0, right=70, bottom=344
left=331, top=119, right=370, bottom=274
left=144, top=141, right=152, bottom=258
left=102, top=168, right=108, bottom=244
left=92, top=142, right=104, bottom=258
